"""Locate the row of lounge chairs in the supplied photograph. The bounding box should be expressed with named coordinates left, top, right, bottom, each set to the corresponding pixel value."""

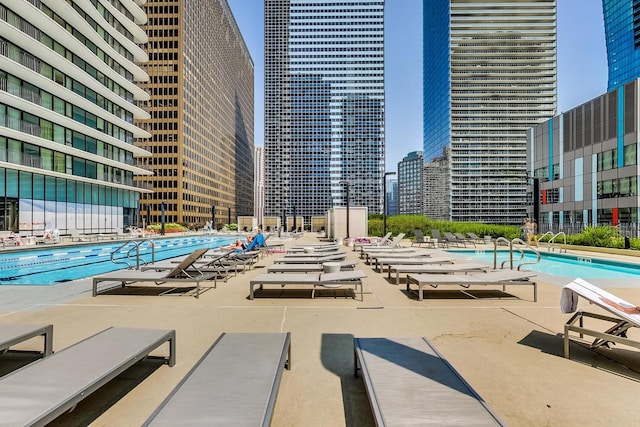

left=0, top=323, right=291, bottom=426
left=413, top=229, right=481, bottom=248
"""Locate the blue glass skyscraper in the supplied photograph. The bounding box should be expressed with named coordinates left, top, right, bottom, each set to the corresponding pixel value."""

left=603, top=0, right=640, bottom=90
left=423, top=0, right=557, bottom=225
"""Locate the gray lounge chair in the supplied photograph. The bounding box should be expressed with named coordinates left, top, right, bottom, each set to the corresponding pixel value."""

left=0, top=327, right=175, bottom=427
left=143, top=332, right=290, bottom=426
left=93, top=248, right=217, bottom=298
left=249, top=270, right=367, bottom=300
left=268, top=260, right=356, bottom=273
left=387, top=262, right=491, bottom=285
left=0, top=323, right=53, bottom=357
left=354, top=337, right=505, bottom=426
left=412, top=229, right=430, bottom=247
left=406, top=270, right=537, bottom=301
left=372, top=256, right=456, bottom=273
left=274, top=252, right=347, bottom=264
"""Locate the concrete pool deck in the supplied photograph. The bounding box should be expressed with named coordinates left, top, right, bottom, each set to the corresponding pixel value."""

left=1, top=234, right=640, bottom=425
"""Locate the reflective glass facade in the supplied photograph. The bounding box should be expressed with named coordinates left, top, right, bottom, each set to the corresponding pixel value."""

left=264, top=0, right=385, bottom=222
left=136, top=0, right=254, bottom=227
left=0, top=0, right=152, bottom=235
left=423, top=0, right=557, bottom=225
left=603, top=0, right=640, bottom=90
left=398, top=151, right=423, bottom=215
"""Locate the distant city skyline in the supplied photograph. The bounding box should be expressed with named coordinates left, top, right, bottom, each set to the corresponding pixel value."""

left=228, top=0, right=608, bottom=171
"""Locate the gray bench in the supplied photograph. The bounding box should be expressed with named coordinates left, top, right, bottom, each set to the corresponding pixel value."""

left=0, top=323, right=53, bottom=357
left=0, top=327, right=175, bottom=426
left=354, top=337, right=504, bottom=426
left=144, top=332, right=291, bottom=426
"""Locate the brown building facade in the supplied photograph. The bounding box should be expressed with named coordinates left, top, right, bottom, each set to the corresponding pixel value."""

left=135, top=0, right=254, bottom=228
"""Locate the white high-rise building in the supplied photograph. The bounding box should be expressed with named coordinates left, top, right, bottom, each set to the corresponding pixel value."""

left=254, top=146, right=265, bottom=226
left=0, top=0, right=152, bottom=235
left=264, top=0, right=385, bottom=223
left=423, top=0, right=557, bottom=224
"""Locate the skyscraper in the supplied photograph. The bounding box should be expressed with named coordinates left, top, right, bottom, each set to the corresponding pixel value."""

left=264, top=0, right=385, bottom=224
left=423, top=0, right=557, bottom=225
left=0, top=0, right=151, bottom=235
left=136, top=0, right=254, bottom=227
left=398, top=151, right=423, bottom=215
left=603, top=0, right=640, bottom=90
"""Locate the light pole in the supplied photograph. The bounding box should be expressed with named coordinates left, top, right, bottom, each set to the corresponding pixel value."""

left=339, top=180, right=350, bottom=238
left=383, top=172, right=396, bottom=236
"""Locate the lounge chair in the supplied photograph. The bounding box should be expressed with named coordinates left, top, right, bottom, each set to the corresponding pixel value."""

left=443, top=231, right=464, bottom=247
left=93, top=248, right=217, bottom=298
left=372, top=256, right=456, bottom=273
left=143, top=332, right=290, bottom=426
left=0, top=323, right=53, bottom=357
left=268, top=260, right=356, bottom=273
left=467, top=232, right=485, bottom=244
left=354, top=337, right=505, bottom=426
left=561, top=278, right=640, bottom=359
left=0, top=327, right=175, bottom=426
left=352, top=232, right=392, bottom=252
left=69, top=228, right=97, bottom=242
left=430, top=229, right=447, bottom=248
left=455, top=232, right=476, bottom=247
left=249, top=270, right=367, bottom=300
left=406, top=270, right=537, bottom=301
left=387, top=261, right=492, bottom=285
left=141, top=251, right=241, bottom=281
left=363, top=249, right=430, bottom=264
left=274, top=252, right=347, bottom=264
left=412, top=229, right=432, bottom=247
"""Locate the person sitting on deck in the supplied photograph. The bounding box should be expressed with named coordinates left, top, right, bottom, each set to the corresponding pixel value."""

left=235, top=229, right=264, bottom=252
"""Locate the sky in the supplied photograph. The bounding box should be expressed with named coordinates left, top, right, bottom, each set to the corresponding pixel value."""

left=227, top=0, right=608, bottom=171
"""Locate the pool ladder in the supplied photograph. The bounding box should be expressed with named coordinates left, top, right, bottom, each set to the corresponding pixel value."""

left=110, top=239, right=155, bottom=270
left=493, top=237, right=541, bottom=271
left=538, top=231, right=567, bottom=253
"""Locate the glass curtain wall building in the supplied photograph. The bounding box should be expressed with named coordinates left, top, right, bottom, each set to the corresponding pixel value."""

left=264, top=0, right=385, bottom=225
left=423, top=0, right=557, bottom=225
left=398, top=151, right=423, bottom=215
left=603, top=0, right=640, bottom=90
left=135, top=0, right=254, bottom=227
left=0, top=0, right=152, bottom=236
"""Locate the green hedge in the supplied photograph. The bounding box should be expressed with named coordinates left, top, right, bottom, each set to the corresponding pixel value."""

left=373, top=216, right=640, bottom=250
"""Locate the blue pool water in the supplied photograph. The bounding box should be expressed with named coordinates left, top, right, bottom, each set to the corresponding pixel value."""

left=451, top=250, right=640, bottom=279
left=0, top=235, right=242, bottom=285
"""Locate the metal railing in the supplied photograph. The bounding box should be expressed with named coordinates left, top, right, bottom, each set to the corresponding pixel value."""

left=110, top=239, right=155, bottom=270
left=493, top=237, right=541, bottom=271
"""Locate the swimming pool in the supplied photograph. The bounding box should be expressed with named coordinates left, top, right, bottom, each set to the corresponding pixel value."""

left=0, top=235, right=242, bottom=285
left=450, top=249, right=640, bottom=279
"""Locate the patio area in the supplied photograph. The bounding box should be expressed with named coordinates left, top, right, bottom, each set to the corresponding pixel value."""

left=1, top=233, right=640, bottom=426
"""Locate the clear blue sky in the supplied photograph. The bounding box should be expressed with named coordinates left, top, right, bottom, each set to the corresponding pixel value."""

left=227, top=0, right=608, bottom=171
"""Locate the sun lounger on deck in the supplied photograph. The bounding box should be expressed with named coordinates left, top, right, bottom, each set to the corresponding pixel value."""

left=93, top=248, right=217, bottom=298
left=274, top=252, right=347, bottom=263
left=354, top=337, right=504, bottom=426
left=352, top=232, right=392, bottom=252
left=249, top=270, right=367, bottom=300
left=0, top=327, right=175, bottom=427
left=388, top=262, right=491, bottom=285
left=561, top=278, right=640, bottom=359
left=372, top=256, right=455, bottom=272
left=143, top=332, right=290, bottom=426
left=0, top=323, right=53, bottom=357
left=268, top=260, right=356, bottom=273
left=406, top=270, right=537, bottom=301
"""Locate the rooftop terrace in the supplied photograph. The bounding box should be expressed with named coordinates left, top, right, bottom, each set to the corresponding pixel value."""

left=0, top=234, right=639, bottom=426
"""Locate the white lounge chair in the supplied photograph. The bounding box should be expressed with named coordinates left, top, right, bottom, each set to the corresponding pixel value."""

left=249, top=270, right=367, bottom=300
left=273, top=252, right=347, bottom=264
left=406, top=270, right=537, bottom=301
left=352, top=232, right=392, bottom=252
left=268, top=260, right=356, bottom=273
left=561, top=278, right=640, bottom=359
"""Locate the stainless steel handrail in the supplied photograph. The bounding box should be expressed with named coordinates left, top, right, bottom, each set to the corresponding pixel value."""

left=548, top=232, right=567, bottom=253
left=110, top=239, right=155, bottom=269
